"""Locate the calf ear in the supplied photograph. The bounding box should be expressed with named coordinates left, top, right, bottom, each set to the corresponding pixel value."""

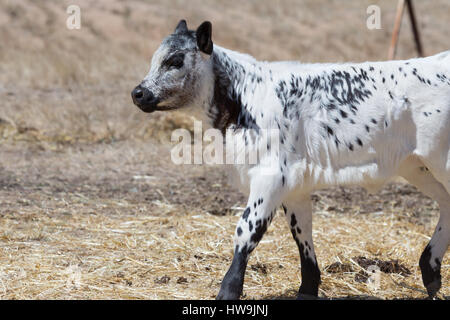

left=174, top=19, right=188, bottom=34
left=196, top=21, right=213, bottom=55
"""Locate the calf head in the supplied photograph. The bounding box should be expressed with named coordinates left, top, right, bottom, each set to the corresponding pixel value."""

left=132, top=20, right=214, bottom=113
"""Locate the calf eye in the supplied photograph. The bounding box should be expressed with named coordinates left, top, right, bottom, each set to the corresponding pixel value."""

left=165, top=53, right=184, bottom=69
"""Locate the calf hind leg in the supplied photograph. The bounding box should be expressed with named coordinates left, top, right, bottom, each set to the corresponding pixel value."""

left=399, top=158, right=450, bottom=298
left=282, top=194, right=321, bottom=298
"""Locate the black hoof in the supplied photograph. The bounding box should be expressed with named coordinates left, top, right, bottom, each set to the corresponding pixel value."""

left=296, top=293, right=318, bottom=300
left=425, top=278, right=442, bottom=299
left=216, top=290, right=240, bottom=300
left=419, top=244, right=442, bottom=298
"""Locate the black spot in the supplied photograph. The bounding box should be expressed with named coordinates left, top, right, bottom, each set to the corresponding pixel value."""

left=248, top=220, right=253, bottom=232
left=296, top=227, right=302, bottom=234
left=348, top=143, right=354, bottom=151
left=250, top=219, right=268, bottom=244
left=334, top=137, right=340, bottom=148
left=242, top=207, right=250, bottom=221
left=365, top=125, right=370, bottom=133
left=290, top=214, right=297, bottom=228
left=340, top=110, right=348, bottom=118
left=371, top=118, right=377, bottom=124
left=237, top=227, right=243, bottom=236
left=356, top=138, right=363, bottom=146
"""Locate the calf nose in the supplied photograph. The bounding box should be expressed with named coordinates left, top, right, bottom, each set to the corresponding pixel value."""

left=131, top=85, right=159, bottom=112
left=132, top=86, right=144, bottom=101
left=131, top=85, right=150, bottom=105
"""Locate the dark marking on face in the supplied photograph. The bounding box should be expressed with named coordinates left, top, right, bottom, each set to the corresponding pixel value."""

left=237, top=227, right=243, bottom=236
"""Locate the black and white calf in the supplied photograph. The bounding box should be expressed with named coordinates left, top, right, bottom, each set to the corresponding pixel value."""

left=132, top=20, right=450, bottom=299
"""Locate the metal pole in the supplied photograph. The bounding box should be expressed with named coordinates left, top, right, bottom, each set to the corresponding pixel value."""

left=388, top=0, right=405, bottom=60
left=406, top=0, right=424, bottom=57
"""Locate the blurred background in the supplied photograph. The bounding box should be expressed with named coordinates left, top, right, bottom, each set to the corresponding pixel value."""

left=1, top=0, right=449, bottom=142
left=0, top=0, right=448, bottom=299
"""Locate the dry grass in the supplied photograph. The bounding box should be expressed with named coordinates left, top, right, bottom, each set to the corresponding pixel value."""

left=0, top=0, right=449, bottom=299
left=1, top=195, right=447, bottom=299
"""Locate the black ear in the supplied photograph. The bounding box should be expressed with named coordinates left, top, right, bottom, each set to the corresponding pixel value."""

left=196, top=21, right=213, bottom=55
left=174, top=19, right=188, bottom=34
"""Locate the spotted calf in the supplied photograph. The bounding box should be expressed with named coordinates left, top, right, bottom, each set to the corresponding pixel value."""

left=132, top=20, right=450, bottom=299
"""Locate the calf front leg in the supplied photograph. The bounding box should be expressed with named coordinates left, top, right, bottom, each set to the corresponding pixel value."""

left=282, top=195, right=321, bottom=298
left=216, top=175, right=284, bottom=300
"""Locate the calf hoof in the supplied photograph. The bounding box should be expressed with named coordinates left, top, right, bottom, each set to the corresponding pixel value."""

left=216, top=289, right=240, bottom=300
left=419, top=245, right=442, bottom=299
left=425, top=278, right=441, bottom=299
left=296, top=293, right=318, bottom=300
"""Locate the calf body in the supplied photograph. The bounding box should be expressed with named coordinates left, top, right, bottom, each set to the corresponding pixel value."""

left=132, top=20, right=450, bottom=299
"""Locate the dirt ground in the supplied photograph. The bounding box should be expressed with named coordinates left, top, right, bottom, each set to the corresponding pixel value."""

left=0, top=0, right=449, bottom=299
